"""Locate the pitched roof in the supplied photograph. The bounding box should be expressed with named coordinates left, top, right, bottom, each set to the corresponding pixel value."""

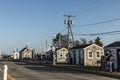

left=57, top=48, right=68, bottom=52
left=19, top=46, right=33, bottom=53
left=70, top=44, right=91, bottom=49
left=105, top=41, right=120, bottom=47
left=19, top=47, right=27, bottom=53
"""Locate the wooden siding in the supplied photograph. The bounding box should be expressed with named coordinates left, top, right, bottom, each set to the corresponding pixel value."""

left=84, top=45, right=104, bottom=66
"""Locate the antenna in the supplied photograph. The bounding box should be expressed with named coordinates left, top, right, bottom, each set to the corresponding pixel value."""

left=26, top=42, right=30, bottom=47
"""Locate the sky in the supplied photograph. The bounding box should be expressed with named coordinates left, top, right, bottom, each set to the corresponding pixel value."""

left=0, top=0, right=120, bottom=54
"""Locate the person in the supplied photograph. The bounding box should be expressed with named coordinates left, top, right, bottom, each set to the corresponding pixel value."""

left=109, top=54, right=114, bottom=72
left=105, top=54, right=109, bottom=71
left=105, top=53, right=114, bottom=72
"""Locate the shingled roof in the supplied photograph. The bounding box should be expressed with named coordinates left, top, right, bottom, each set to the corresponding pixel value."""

left=105, top=41, right=120, bottom=47
left=70, top=44, right=91, bottom=49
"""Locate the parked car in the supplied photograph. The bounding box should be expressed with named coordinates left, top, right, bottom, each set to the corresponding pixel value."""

left=42, top=60, right=50, bottom=64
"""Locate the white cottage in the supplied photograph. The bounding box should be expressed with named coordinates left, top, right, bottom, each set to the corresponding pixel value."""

left=105, top=41, right=120, bottom=70
left=12, top=51, right=19, bottom=60
left=56, top=48, right=68, bottom=63
left=19, top=46, right=34, bottom=61
left=0, top=52, right=3, bottom=59
left=70, top=44, right=104, bottom=66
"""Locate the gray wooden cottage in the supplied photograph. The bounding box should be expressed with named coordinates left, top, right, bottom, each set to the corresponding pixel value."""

left=70, top=44, right=104, bottom=66
left=104, top=41, right=120, bottom=70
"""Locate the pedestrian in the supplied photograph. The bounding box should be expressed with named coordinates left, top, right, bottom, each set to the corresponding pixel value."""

left=109, top=54, right=114, bottom=72
left=105, top=54, right=109, bottom=71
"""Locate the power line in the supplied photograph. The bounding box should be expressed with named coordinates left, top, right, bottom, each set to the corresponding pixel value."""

left=75, top=0, right=115, bottom=17
left=58, top=26, right=68, bottom=34
left=69, top=0, right=98, bottom=15
left=74, top=18, right=120, bottom=27
left=74, top=30, right=120, bottom=36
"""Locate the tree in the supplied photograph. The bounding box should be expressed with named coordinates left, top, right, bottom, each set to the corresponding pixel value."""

left=95, top=37, right=103, bottom=47
left=80, top=38, right=87, bottom=45
left=88, top=40, right=94, bottom=44
left=53, top=33, right=68, bottom=48
left=74, top=40, right=80, bottom=46
left=56, top=33, right=61, bottom=40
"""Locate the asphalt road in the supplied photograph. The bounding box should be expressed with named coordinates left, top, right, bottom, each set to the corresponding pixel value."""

left=0, top=61, right=119, bottom=80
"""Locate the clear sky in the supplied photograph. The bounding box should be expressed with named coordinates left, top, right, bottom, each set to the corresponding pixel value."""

left=0, top=0, right=120, bottom=54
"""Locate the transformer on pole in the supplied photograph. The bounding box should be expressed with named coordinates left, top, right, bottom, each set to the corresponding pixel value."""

left=64, top=15, right=75, bottom=64
left=64, top=15, right=75, bottom=49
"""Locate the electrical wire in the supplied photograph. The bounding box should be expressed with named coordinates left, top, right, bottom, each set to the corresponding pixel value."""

left=74, top=30, right=120, bottom=36
left=69, top=0, right=98, bottom=15
left=73, top=18, right=120, bottom=27
left=74, top=0, right=115, bottom=17
left=59, top=27, right=67, bottom=34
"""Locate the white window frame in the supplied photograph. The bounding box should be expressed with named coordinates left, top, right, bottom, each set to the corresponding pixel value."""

left=88, top=50, right=93, bottom=59
left=96, top=50, right=101, bottom=59
left=59, top=52, right=64, bottom=58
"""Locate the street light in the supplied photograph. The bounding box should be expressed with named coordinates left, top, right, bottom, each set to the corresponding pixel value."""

left=51, top=46, right=56, bottom=65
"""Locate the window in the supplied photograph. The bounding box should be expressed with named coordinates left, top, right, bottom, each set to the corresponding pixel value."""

left=96, top=50, right=101, bottom=58
left=88, top=50, right=93, bottom=59
left=60, top=54, right=62, bottom=57
left=96, top=52, right=100, bottom=57
left=89, top=52, right=92, bottom=57
left=60, top=53, right=63, bottom=57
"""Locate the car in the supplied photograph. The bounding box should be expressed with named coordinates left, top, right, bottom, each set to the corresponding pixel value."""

left=42, top=60, right=50, bottom=64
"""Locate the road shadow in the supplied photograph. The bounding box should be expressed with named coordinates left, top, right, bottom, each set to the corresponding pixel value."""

left=25, top=65, right=86, bottom=74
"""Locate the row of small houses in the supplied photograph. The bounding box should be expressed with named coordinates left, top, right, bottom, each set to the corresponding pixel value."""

left=49, top=41, right=120, bottom=70
left=11, top=41, right=120, bottom=70
left=11, top=46, right=42, bottom=61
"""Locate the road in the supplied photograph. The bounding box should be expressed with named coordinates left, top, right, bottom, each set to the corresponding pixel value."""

left=0, top=61, right=119, bottom=80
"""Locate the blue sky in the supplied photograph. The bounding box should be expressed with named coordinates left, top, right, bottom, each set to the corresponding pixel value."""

left=0, top=0, right=120, bottom=54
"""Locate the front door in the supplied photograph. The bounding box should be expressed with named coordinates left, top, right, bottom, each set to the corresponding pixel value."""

left=117, top=49, right=120, bottom=69
left=73, top=51, right=76, bottom=64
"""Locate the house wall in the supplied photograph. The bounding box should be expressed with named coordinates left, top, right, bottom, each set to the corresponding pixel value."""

left=84, top=45, right=104, bottom=66
left=56, top=48, right=68, bottom=63
left=70, top=50, right=73, bottom=64
left=70, top=49, right=84, bottom=65
left=22, top=52, right=32, bottom=59
left=76, top=49, right=79, bottom=65
left=13, top=52, right=19, bottom=60
left=76, top=49, right=84, bottom=65
left=80, top=50, right=84, bottom=65
left=0, top=53, right=3, bottom=59
left=70, top=50, right=76, bottom=64
left=20, top=50, right=33, bottom=61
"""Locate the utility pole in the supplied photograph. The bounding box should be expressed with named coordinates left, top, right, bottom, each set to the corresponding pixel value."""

left=46, top=33, right=48, bottom=52
left=64, top=15, right=75, bottom=64
left=64, top=15, right=75, bottom=49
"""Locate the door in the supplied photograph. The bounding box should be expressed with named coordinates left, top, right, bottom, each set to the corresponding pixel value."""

left=73, top=51, right=76, bottom=64
left=117, top=49, right=120, bottom=69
